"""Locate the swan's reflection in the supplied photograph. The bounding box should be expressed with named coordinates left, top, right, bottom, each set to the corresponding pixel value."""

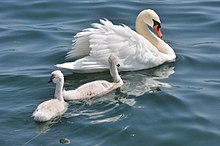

left=121, top=64, right=175, bottom=96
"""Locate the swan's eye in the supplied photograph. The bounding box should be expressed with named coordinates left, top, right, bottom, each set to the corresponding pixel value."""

left=117, top=64, right=120, bottom=67
left=153, top=19, right=161, bottom=28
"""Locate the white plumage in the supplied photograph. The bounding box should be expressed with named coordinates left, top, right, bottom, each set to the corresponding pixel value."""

left=33, top=99, right=68, bottom=122
left=56, top=9, right=176, bottom=73
left=32, top=71, right=68, bottom=122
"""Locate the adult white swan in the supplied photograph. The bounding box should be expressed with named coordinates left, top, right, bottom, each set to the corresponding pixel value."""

left=32, top=71, right=68, bottom=122
left=56, top=9, right=176, bottom=73
left=63, top=54, right=123, bottom=100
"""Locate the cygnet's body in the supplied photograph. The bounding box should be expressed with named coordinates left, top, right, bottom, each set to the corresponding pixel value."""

left=32, top=71, right=68, bottom=122
left=63, top=54, right=123, bottom=100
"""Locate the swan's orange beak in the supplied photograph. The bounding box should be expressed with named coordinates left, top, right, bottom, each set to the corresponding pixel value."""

left=153, top=25, right=162, bottom=38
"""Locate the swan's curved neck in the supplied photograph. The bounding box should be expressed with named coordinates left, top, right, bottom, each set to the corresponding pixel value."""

left=55, top=78, right=64, bottom=101
left=110, top=63, right=121, bottom=83
left=136, top=17, right=160, bottom=49
left=135, top=15, right=176, bottom=60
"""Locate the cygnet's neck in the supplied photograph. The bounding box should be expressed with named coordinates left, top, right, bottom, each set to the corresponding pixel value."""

left=54, top=79, right=64, bottom=101
left=110, top=62, right=121, bottom=83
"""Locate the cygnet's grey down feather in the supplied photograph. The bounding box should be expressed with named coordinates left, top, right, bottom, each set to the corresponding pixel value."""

left=32, top=70, right=68, bottom=122
left=63, top=54, right=123, bottom=100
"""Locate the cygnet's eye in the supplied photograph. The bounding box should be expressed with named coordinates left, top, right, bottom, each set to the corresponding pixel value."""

left=52, top=75, right=56, bottom=79
left=48, top=74, right=55, bottom=83
left=117, top=64, right=120, bottom=67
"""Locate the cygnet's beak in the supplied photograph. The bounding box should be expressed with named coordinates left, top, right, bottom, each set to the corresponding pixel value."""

left=48, top=75, right=53, bottom=83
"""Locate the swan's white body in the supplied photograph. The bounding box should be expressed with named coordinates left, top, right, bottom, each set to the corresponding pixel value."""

left=63, top=54, right=123, bottom=100
left=56, top=9, right=176, bottom=73
left=33, top=71, right=68, bottom=122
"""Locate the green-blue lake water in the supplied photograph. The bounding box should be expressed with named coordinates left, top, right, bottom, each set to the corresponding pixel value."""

left=1, top=0, right=220, bottom=145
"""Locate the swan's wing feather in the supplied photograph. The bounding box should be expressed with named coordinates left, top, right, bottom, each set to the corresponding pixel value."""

left=67, top=19, right=161, bottom=71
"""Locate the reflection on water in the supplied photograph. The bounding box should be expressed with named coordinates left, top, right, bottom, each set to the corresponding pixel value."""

left=64, top=99, right=128, bottom=124
left=35, top=118, right=61, bottom=134
left=35, top=122, right=50, bottom=134
left=121, top=64, right=174, bottom=96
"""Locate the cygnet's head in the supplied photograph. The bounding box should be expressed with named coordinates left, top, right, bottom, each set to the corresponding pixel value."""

left=108, top=54, right=120, bottom=67
left=48, top=70, right=64, bottom=84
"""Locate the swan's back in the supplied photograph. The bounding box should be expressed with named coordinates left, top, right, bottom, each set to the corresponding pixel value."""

left=33, top=99, right=68, bottom=122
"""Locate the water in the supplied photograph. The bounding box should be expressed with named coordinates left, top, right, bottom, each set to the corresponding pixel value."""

left=1, top=0, right=220, bottom=145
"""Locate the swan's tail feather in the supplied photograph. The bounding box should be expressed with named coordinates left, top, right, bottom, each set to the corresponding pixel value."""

left=66, top=35, right=90, bottom=60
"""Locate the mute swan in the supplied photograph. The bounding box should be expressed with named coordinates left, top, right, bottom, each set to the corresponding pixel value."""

left=32, top=71, right=68, bottom=122
left=56, top=9, right=176, bottom=73
left=63, top=54, right=123, bottom=100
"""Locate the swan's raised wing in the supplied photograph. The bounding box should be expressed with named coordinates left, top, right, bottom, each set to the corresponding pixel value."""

left=65, top=19, right=163, bottom=72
